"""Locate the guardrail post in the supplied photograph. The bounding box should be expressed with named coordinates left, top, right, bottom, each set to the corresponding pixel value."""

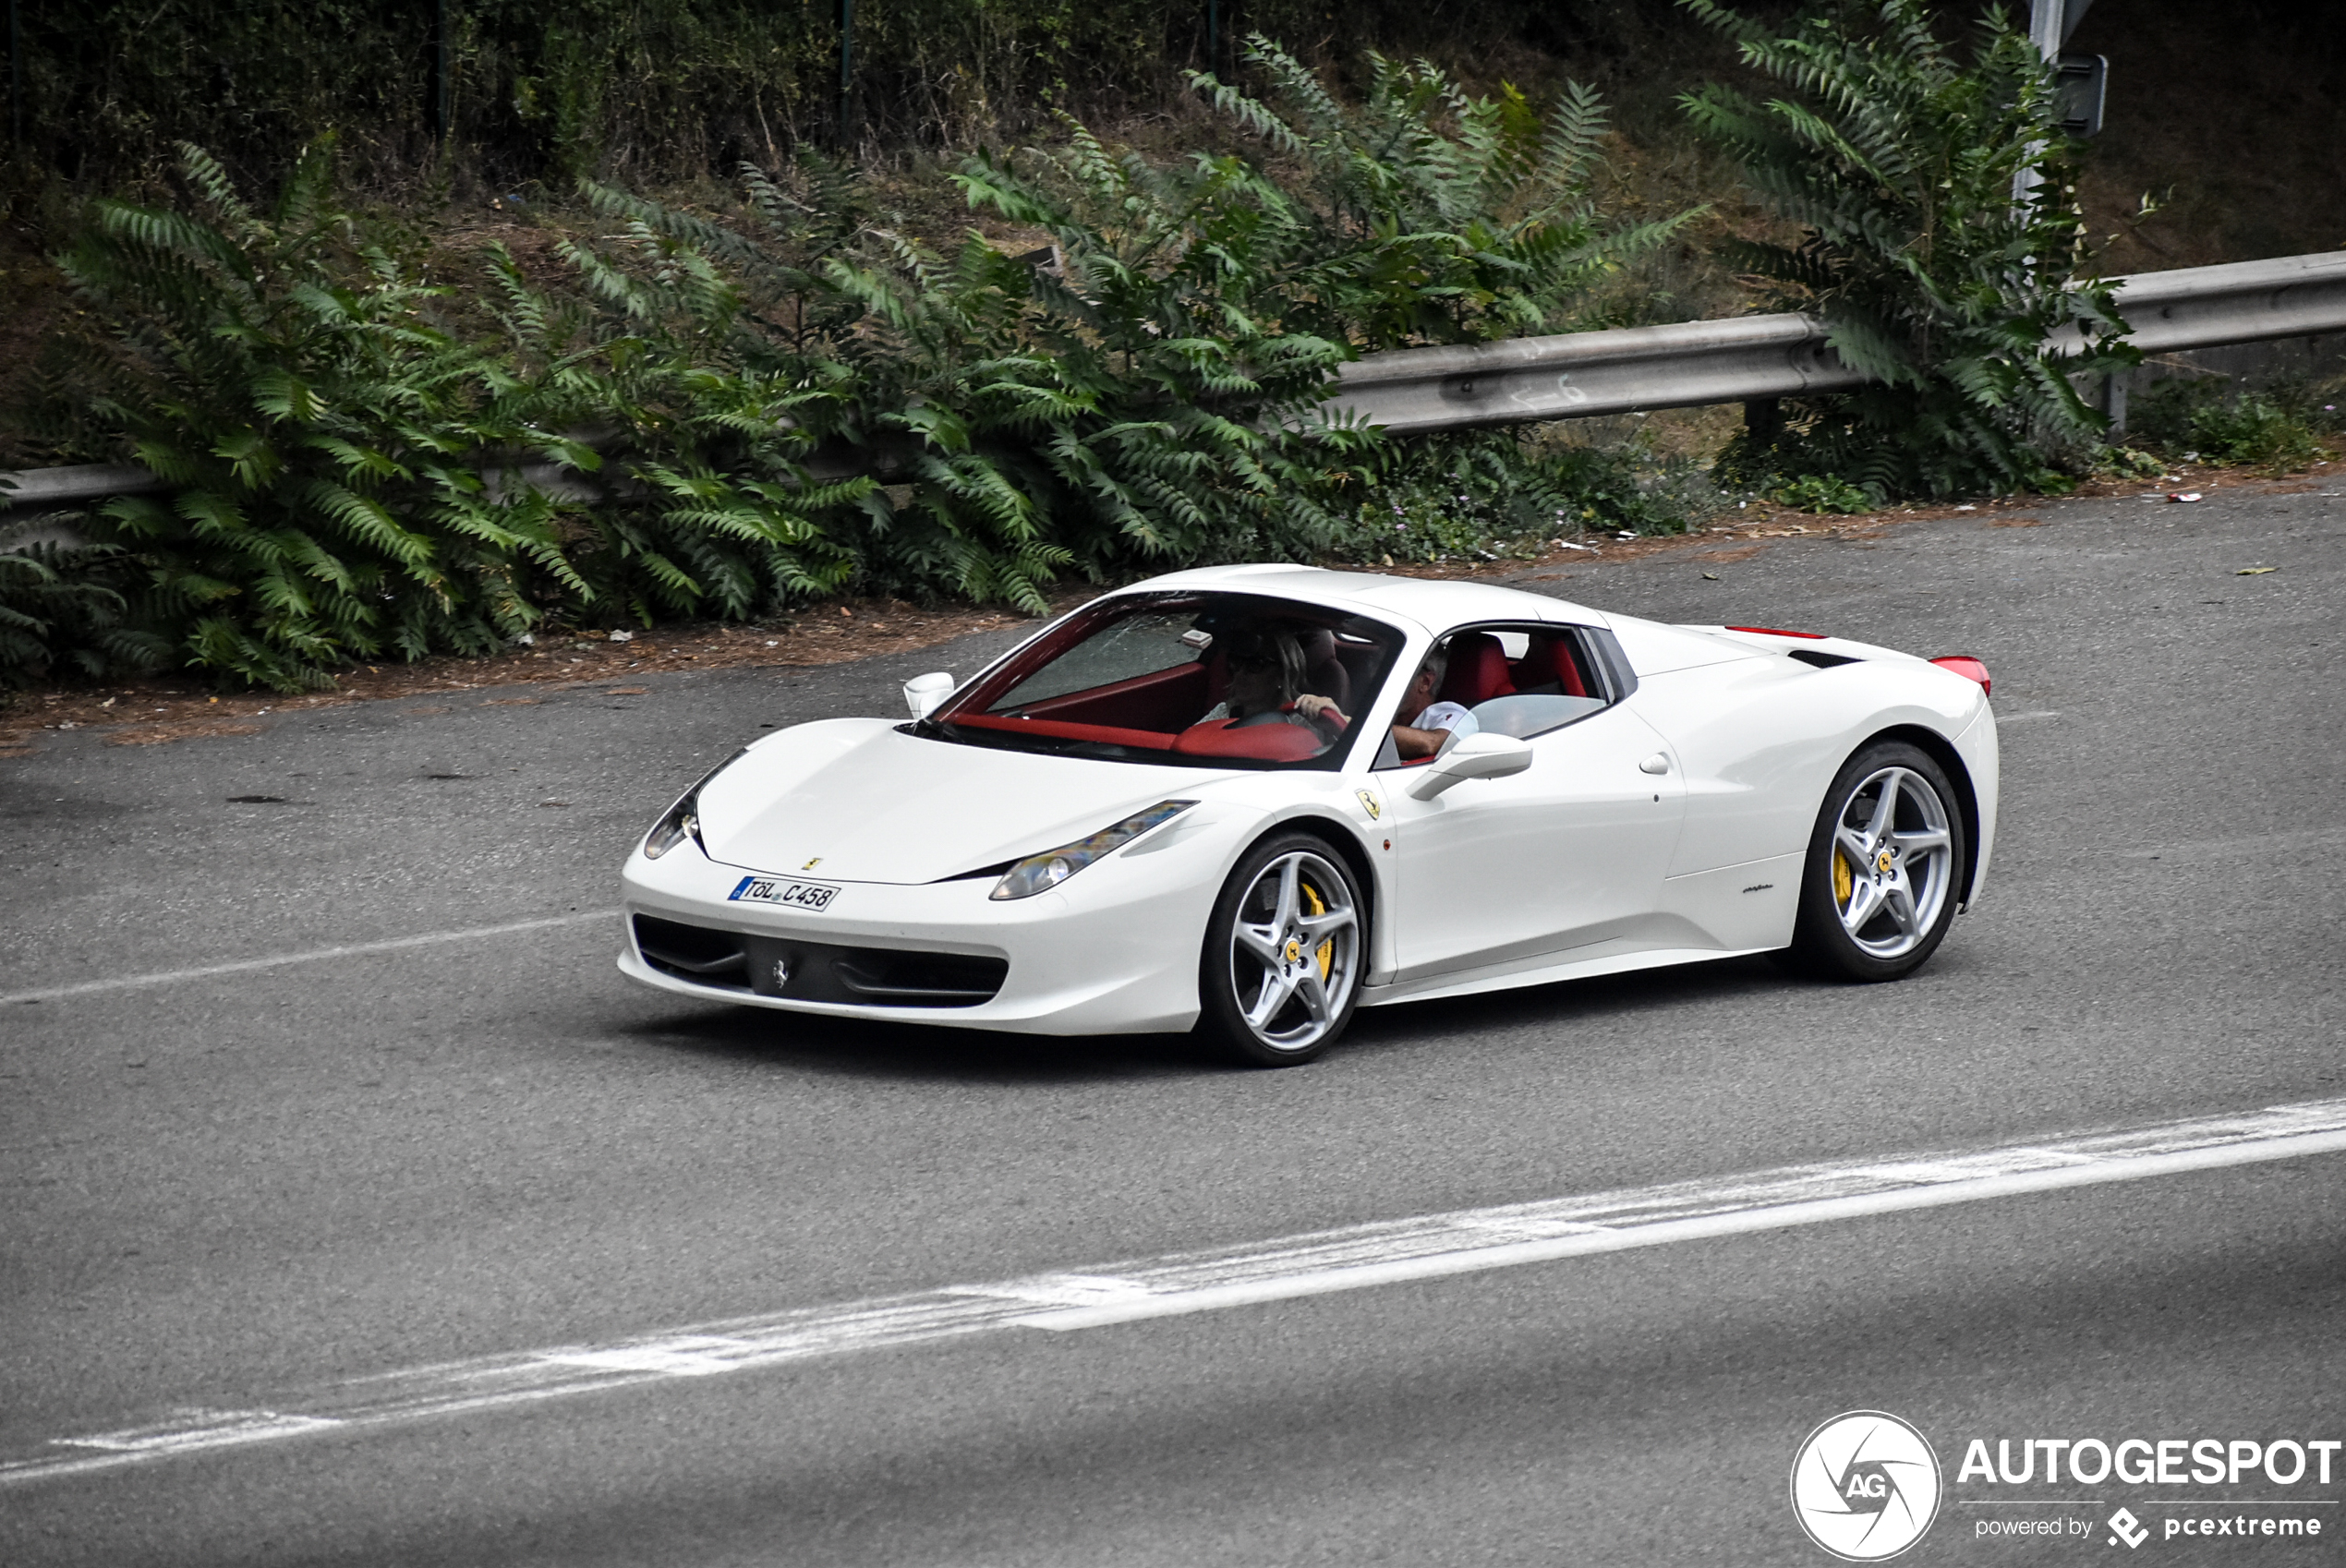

left=1744, top=397, right=1784, bottom=449
left=2100, top=369, right=2129, bottom=435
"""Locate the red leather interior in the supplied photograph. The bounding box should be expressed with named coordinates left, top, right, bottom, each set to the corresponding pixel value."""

left=1515, top=633, right=1590, bottom=697
left=1171, top=719, right=1324, bottom=762
left=1016, top=662, right=1209, bottom=732
left=948, top=713, right=1176, bottom=750
left=1438, top=633, right=1516, bottom=707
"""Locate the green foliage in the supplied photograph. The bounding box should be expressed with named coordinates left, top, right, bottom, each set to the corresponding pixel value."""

left=1177, top=39, right=1699, bottom=351
left=31, top=49, right=1692, bottom=686
left=50, top=140, right=871, bottom=689
left=2129, top=377, right=2328, bottom=471
left=1334, top=428, right=1723, bottom=564
left=557, top=44, right=1686, bottom=605
left=55, top=141, right=595, bottom=689
left=1680, top=0, right=2138, bottom=501
left=0, top=539, right=173, bottom=685
left=1765, top=472, right=1872, bottom=513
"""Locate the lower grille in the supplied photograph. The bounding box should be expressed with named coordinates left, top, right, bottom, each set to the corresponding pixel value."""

left=632, top=914, right=1008, bottom=1007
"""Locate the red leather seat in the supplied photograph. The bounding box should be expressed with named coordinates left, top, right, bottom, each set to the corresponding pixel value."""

left=1516, top=633, right=1589, bottom=697
left=1437, top=633, right=1516, bottom=708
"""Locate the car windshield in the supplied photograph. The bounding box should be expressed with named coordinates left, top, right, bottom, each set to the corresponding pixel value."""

left=924, top=591, right=1406, bottom=769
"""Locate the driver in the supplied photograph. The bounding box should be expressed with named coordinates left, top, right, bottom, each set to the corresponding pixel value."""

left=1389, top=645, right=1479, bottom=760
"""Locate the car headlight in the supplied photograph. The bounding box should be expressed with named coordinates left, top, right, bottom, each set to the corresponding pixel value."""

left=641, top=748, right=750, bottom=861
left=989, top=801, right=1197, bottom=900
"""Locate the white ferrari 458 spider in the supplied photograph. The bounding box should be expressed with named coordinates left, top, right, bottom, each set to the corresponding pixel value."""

left=619, top=565, right=1997, bottom=1065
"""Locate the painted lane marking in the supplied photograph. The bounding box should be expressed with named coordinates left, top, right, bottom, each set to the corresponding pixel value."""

left=55, top=1410, right=345, bottom=1453
left=6, top=1096, right=2344, bottom=1486
left=0, top=911, right=621, bottom=1007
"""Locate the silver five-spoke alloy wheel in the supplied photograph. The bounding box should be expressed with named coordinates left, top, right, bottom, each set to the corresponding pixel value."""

left=1220, top=846, right=1361, bottom=1059
left=1830, top=765, right=1954, bottom=960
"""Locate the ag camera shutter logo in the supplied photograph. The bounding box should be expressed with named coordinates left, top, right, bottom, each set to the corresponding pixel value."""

left=1790, top=1410, right=1943, bottom=1561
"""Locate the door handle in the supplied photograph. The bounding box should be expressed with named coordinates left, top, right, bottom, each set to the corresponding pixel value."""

left=1639, top=754, right=1671, bottom=775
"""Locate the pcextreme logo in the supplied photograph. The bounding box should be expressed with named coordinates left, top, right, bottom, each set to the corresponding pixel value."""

left=1791, top=1410, right=1944, bottom=1562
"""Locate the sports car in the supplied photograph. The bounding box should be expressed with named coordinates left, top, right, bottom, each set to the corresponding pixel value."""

left=619, top=565, right=1998, bottom=1065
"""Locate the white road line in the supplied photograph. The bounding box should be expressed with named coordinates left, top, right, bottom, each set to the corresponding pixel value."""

left=0, top=911, right=621, bottom=1007
left=6, top=1096, right=2344, bottom=1486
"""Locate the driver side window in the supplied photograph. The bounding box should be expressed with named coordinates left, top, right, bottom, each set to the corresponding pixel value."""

left=1373, top=623, right=1626, bottom=768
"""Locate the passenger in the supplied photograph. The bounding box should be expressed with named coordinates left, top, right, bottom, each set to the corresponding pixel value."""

left=1389, top=645, right=1478, bottom=760
left=1215, top=627, right=1348, bottom=738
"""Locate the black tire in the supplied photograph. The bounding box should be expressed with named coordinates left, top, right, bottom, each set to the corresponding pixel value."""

left=1782, top=741, right=1969, bottom=983
left=1195, top=832, right=1367, bottom=1067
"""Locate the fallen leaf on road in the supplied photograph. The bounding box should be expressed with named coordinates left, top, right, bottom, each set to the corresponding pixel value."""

left=2236, top=566, right=2277, bottom=575
left=606, top=686, right=649, bottom=695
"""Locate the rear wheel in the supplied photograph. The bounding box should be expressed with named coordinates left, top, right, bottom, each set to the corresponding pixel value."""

left=1196, top=834, right=1364, bottom=1067
left=1784, top=742, right=1967, bottom=982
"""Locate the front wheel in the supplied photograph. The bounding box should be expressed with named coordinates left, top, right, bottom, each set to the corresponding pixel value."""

left=1783, top=742, right=1968, bottom=983
left=1196, top=834, right=1365, bottom=1067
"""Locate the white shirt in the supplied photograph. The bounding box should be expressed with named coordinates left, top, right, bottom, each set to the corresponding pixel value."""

left=1411, top=701, right=1479, bottom=738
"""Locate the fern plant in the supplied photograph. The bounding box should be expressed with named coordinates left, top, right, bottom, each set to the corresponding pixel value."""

left=0, top=537, right=173, bottom=686
left=1679, top=0, right=2138, bottom=500
left=59, top=141, right=593, bottom=689
left=1179, top=38, right=1697, bottom=351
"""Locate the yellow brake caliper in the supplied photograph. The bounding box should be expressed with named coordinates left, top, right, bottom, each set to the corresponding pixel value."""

left=1302, top=884, right=1333, bottom=982
left=1832, top=845, right=1854, bottom=911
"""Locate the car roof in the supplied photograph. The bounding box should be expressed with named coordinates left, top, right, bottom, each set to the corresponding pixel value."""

left=1113, top=564, right=1608, bottom=633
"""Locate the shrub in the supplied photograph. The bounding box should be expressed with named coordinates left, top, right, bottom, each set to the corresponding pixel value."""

left=1680, top=0, right=2138, bottom=501
left=52, top=140, right=873, bottom=688
left=2129, top=378, right=2326, bottom=471
left=56, top=142, right=599, bottom=689
left=0, top=539, right=174, bottom=686
left=558, top=41, right=1694, bottom=605
left=1333, top=427, right=1725, bottom=565
left=40, top=44, right=1695, bottom=683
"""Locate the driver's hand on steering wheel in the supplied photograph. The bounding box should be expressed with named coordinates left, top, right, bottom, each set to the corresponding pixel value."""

left=1294, top=693, right=1344, bottom=722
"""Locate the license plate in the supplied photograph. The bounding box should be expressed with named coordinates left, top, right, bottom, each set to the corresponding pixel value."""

left=727, top=874, right=840, bottom=911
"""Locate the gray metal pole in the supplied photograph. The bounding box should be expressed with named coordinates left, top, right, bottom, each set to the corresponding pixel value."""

left=2011, top=0, right=2062, bottom=213
left=1208, top=0, right=1218, bottom=72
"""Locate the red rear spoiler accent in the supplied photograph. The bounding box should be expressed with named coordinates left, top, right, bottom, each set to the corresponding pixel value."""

left=1929, top=656, right=1992, bottom=697
left=1725, top=625, right=1826, bottom=640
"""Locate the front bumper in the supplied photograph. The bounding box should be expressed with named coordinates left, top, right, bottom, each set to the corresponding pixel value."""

left=618, top=836, right=1221, bottom=1035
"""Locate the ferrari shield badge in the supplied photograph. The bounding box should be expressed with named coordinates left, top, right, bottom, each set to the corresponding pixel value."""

left=1355, top=790, right=1383, bottom=820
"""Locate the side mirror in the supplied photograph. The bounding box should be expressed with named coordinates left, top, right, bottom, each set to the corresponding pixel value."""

left=902, top=671, right=956, bottom=719
left=1406, top=731, right=1532, bottom=801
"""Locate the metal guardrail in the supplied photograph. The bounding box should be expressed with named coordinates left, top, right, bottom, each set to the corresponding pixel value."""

left=7, top=250, right=2344, bottom=521
left=1332, top=249, right=2346, bottom=432
left=1327, top=312, right=1867, bottom=433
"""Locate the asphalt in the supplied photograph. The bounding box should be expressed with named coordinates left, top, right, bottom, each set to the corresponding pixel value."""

left=3, top=478, right=2341, bottom=1564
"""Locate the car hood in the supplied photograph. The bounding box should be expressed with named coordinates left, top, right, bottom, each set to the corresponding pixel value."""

left=694, top=718, right=1232, bottom=885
